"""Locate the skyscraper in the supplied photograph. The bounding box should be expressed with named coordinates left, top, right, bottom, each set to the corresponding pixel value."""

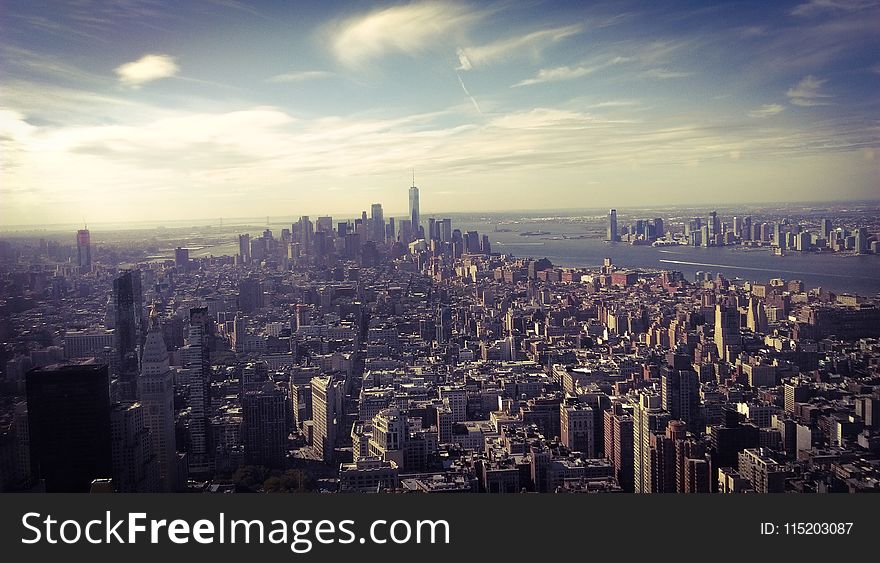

left=661, top=363, right=701, bottom=432
left=238, top=233, right=250, bottom=263
left=137, top=307, right=178, bottom=491
left=113, top=269, right=144, bottom=401
left=76, top=228, right=91, bottom=271
left=26, top=362, right=112, bottom=492
left=110, top=402, right=160, bottom=492
left=182, top=307, right=211, bottom=476
left=241, top=383, right=289, bottom=469
left=409, top=184, right=420, bottom=239
left=311, top=375, right=344, bottom=463
left=607, top=209, right=619, bottom=242
left=633, top=392, right=671, bottom=493
left=714, top=300, right=742, bottom=362
left=370, top=203, right=385, bottom=243
left=604, top=403, right=634, bottom=492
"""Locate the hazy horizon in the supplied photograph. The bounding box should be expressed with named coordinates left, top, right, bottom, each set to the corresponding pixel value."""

left=2, top=1, right=878, bottom=226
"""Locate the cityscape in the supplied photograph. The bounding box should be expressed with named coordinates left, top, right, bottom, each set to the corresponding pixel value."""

left=1, top=1, right=879, bottom=497
left=1, top=188, right=879, bottom=493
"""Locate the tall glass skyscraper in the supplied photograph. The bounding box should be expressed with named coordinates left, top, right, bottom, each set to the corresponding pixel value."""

left=409, top=184, right=420, bottom=240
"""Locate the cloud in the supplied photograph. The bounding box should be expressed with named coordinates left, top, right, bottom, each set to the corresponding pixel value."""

left=456, top=24, right=582, bottom=70
left=642, top=68, right=694, bottom=80
left=748, top=104, right=786, bottom=118
left=331, top=1, right=481, bottom=66
left=786, top=75, right=833, bottom=106
left=115, top=54, right=179, bottom=86
left=513, top=65, right=595, bottom=87
left=267, top=70, right=335, bottom=83
left=791, top=0, right=879, bottom=16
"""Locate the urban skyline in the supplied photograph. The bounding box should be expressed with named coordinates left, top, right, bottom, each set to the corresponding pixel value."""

left=2, top=1, right=879, bottom=226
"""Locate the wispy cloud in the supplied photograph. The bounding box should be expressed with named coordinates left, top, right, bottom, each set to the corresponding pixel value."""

left=455, top=72, right=483, bottom=114
left=642, top=68, right=694, bottom=80
left=456, top=24, right=582, bottom=71
left=787, top=75, right=833, bottom=106
left=791, top=0, right=880, bottom=17
left=331, top=1, right=481, bottom=66
left=115, top=54, right=179, bottom=87
left=748, top=103, right=786, bottom=118
left=512, top=57, right=627, bottom=87
left=266, top=70, right=336, bottom=83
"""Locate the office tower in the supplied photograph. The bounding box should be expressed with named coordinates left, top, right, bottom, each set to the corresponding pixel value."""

left=76, top=228, right=91, bottom=271
left=481, top=234, right=492, bottom=255
left=439, top=385, right=467, bottom=423
left=773, top=223, right=784, bottom=248
left=854, top=227, right=868, bottom=254
left=604, top=403, right=634, bottom=492
left=232, top=314, right=247, bottom=352
left=607, top=209, right=619, bottom=242
left=174, top=247, right=189, bottom=270
left=732, top=216, right=741, bottom=238
left=299, top=216, right=314, bottom=248
left=648, top=421, right=683, bottom=493
left=397, top=219, right=413, bottom=244
left=312, top=375, right=344, bottom=463
left=661, top=364, right=701, bottom=432
left=316, top=216, right=333, bottom=233
left=113, top=269, right=144, bottom=401
left=110, top=402, right=160, bottom=492
left=385, top=217, right=395, bottom=243
left=409, top=184, right=421, bottom=238
left=137, top=309, right=178, bottom=491
left=714, top=300, right=742, bottom=362
left=241, top=383, right=289, bottom=469
left=465, top=230, right=480, bottom=253
left=820, top=218, right=831, bottom=241
left=181, top=307, right=211, bottom=475
left=436, top=306, right=453, bottom=343
left=633, top=392, right=671, bottom=493
left=439, top=218, right=452, bottom=242
left=742, top=216, right=752, bottom=240
left=653, top=217, right=664, bottom=239
left=561, top=403, right=595, bottom=457
left=746, top=296, right=768, bottom=334
left=370, top=203, right=385, bottom=242
left=26, top=362, right=112, bottom=492
left=238, top=277, right=262, bottom=313
left=428, top=217, right=437, bottom=241
left=708, top=409, right=760, bottom=491
left=238, top=234, right=250, bottom=263
left=708, top=210, right=719, bottom=238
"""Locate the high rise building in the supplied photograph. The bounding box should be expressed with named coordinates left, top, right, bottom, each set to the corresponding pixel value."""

left=561, top=403, right=595, bottom=457
left=409, top=184, right=421, bottom=239
left=633, top=392, right=671, bottom=493
left=110, top=402, right=160, bottom=492
left=238, top=233, right=250, bottom=263
left=182, top=307, right=212, bottom=476
left=174, top=247, right=189, bottom=270
left=370, top=203, right=385, bottom=243
left=607, top=209, right=619, bottom=242
left=714, top=300, right=742, bottom=362
left=238, top=277, right=263, bottom=313
left=661, top=365, right=701, bottom=432
left=137, top=308, right=178, bottom=491
left=820, top=218, right=832, bottom=242
left=241, top=383, right=289, bottom=469
left=604, top=403, right=634, bottom=492
left=312, top=375, right=344, bottom=463
left=439, top=218, right=452, bottom=243
left=76, top=228, right=91, bottom=271
left=113, top=269, right=144, bottom=401
left=26, top=362, right=112, bottom=492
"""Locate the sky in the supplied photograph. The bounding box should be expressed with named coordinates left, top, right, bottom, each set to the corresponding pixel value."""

left=0, top=0, right=878, bottom=226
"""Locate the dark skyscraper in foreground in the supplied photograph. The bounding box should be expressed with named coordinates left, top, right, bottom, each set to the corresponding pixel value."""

left=76, top=228, right=91, bottom=271
left=113, top=269, right=144, bottom=401
left=607, top=209, right=619, bottom=242
left=26, top=362, right=112, bottom=492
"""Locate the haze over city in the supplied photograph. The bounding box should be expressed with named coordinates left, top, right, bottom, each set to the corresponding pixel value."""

left=1, top=0, right=878, bottom=226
